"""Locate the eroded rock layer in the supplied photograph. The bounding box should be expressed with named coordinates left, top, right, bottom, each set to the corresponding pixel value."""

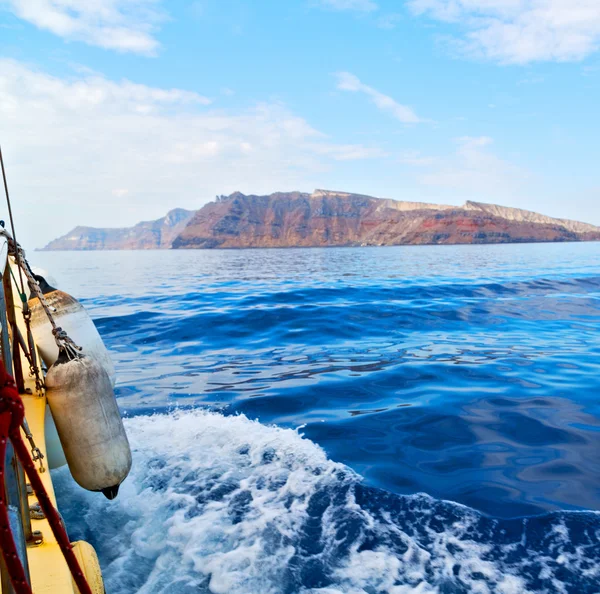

left=43, top=191, right=600, bottom=250
left=172, top=190, right=600, bottom=249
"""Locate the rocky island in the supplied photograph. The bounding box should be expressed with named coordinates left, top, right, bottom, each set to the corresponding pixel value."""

left=44, top=208, right=195, bottom=250
left=42, top=190, right=600, bottom=250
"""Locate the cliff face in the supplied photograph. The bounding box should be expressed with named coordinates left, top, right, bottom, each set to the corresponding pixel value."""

left=42, top=208, right=194, bottom=250
left=42, top=191, right=600, bottom=250
left=173, top=191, right=383, bottom=249
left=172, top=190, right=600, bottom=249
left=463, top=201, right=599, bottom=234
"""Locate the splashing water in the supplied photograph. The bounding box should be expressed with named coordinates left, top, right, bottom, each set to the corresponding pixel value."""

left=55, top=410, right=600, bottom=594
left=32, top=243, right=600, bottom=593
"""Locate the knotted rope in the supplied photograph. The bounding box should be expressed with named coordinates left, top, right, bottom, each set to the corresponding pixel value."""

left=0, top=366, right=92, bottom=594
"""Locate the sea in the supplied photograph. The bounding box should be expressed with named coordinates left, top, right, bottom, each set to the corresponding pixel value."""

left=33, top=242, right=600, bottom=594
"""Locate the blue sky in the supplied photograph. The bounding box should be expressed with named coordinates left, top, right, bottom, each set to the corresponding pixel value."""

left=1, top=0, right=599, bottom=247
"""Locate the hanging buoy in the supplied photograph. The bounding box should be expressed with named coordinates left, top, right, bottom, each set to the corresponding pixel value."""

left=27, top=277, right=116, bottom=387
left=45, top=351, right=131, bottom=499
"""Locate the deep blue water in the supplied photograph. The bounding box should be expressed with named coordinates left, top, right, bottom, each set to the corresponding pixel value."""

left=35, top=243, right=600, bottom=593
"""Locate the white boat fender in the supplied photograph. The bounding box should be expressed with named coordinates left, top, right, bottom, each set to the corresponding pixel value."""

left=28, top=276, right=117, bottom=387
left=45, top=350, right=132, bottom=500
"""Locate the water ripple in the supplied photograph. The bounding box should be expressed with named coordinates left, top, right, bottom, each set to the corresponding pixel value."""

left=34, top=244, right=600, bottom=518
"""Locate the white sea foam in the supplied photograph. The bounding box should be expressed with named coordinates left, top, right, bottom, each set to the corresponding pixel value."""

left=57, top=410, right=356, bottom=593
left=54, top=410, right=593, bottom=593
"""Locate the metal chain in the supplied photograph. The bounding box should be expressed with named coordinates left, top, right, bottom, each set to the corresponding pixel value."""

left=21, top=418, right=44, bottom=473
left=22, top=305, right=44, bottom=396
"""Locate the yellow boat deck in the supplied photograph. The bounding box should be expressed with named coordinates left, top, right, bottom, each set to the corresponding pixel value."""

left=1, top=254, right=104, bottom=593
left=21, top=389, right=80, bottom=594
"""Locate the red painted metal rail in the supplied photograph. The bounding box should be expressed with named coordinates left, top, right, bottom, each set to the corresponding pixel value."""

left=0, top=366, right=92, bottom=594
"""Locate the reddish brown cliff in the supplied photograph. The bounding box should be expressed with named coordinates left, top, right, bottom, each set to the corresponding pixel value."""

left=43, top=190, right=600, bottom=250
left=172, top=190, right=600, bottom=249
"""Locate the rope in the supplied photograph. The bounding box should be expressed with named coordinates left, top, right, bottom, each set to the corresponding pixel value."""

left=0, top=230, right=82, bottom=357
left=0, top=368, right=92, bottom=594
left=0, top=146, right=27, bottom=301
left=5, top=241, right=45, bottom=395
left=0, top=148, right=51, bottom=391
left=0, top=146, right=79, bottom=357
left=18, top=250, right=81, bottom=356
left=0, top=147, right=91, bottom=591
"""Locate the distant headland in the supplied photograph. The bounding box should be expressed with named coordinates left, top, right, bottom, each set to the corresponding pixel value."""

left=41, top=190, right=600, bottom=250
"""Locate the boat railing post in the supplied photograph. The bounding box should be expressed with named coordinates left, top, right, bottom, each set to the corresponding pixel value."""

left=0, top=267, right=32, bottom=590
left=0, top=541, right=13, bottom=594
left=15, top=452, right=32, bottom=543
left=0, top=267, right=11, bottom=594
left=2, top=261, right=25, bottom=393
left=0, top=441, right=32, bottom=592
left=0, top=268, right=12, bottom=376
left=1, top=265, right=33, bottom=543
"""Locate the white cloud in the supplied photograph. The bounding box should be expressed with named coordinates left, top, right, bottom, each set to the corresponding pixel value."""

left=0, top=59, right=385, bottom=248
left=398, top=150, right=437, bottom=166
left=312, top=144, right=388, bottom=161
left=335, top=72, right=426, bottom=123
left=407, top=0, right=600, bottom=63
left=315, top=0, right=378, bottom=12
left=4, top=0, right=164, bottom=55
left=417, top=136, right=528, bottom=193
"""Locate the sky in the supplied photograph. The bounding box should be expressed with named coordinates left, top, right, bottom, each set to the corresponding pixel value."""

left=1, top=0, right=599, bottom=248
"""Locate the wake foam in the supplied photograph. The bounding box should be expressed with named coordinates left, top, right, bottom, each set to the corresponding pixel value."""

left=54, top=410, right=600, bottom=594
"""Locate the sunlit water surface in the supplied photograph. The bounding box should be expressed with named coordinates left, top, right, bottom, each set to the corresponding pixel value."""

left=33, top=243, right=600, bottom=594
